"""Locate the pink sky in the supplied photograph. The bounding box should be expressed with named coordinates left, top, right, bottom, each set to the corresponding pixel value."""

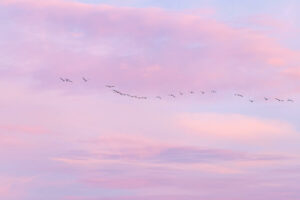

left=0, top=0, right=300, bottom=199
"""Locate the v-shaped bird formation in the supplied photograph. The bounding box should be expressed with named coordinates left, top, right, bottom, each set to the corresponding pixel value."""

left=59, top=77, right=295, bottom=103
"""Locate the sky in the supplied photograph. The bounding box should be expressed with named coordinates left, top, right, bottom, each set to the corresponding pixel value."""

left=0, top=0, right=300, bottom=199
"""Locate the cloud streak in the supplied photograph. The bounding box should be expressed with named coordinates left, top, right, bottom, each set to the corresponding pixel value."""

left=1, top=0, right=300, bottom=96
left=1, top=0, right=300, bottom=199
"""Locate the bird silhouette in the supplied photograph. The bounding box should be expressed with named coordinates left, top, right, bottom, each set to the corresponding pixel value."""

left=287, top=99, right=294, bottom=102
left=65, top=78, right=72, bottom=83
left=249, top=99, right=254, bottom=103
left=113, top=89, right=124, bottom=96
left=82, top=77, right=88, bottom=82
left=59, top=77, right=65, bottom=82
left=106, top=85, right=115, bottom=88
left=169, top=94, right=176, bottom=98
left=234, top=93, right=243, bottom=97
left=264, top=97, right=269, bottom=101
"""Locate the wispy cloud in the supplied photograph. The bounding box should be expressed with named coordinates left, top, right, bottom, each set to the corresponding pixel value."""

left=1, top=0, right=300, bottom=95
left=1, top=0, right=300, bottom=199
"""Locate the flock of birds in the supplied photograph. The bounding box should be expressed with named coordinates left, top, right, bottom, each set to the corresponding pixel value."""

left=59, top=77, right=295, bottom=103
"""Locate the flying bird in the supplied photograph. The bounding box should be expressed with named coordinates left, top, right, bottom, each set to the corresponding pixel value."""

left=113, top=89, right=124, bottom=96
left=82, top=77, right=88, bottom=82
left=234, top=93, right=243, bottom=97
left=264, top=97, right=269, bottom=101
left=287, top=99, right=294, bottom=102
left=59, top=77, right=65, bottom=82
left=249, top=99, right=254, bottom=103
left=106, top=85, right=115, bottom=88
left=169, top=94, right=176, bottom=98
left=65, top=78, right=72, bottom=83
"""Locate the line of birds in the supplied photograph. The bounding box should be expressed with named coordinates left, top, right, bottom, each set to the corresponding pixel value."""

left=59, top=77, right=295, bottom=103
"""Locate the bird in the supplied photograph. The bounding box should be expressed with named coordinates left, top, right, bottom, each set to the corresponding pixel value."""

left=82, top=77, right=88, bottom=82
left=249, top=99, right=254, bottom=103
left=59, top=77, right=65, bottom=82
left=264, top=97, right=269, bottom=101
left=287, top=99, right=294, bottom=102
left=169, top=94, right=176, bottom=98
left=275, top=98, right=283, bottom=102
left=234, top=93, right=243, bottom=97
left=106, top=85, right=115, bottom=88
left=113, top=89, right=124, bottom=96
left=65, top=78, right=72, bottom=83
left=190, top=91, right=194, bottom=94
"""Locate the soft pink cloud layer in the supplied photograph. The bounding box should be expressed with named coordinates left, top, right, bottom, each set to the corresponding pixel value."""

left=1, top=0, right=300, bottom=199
left=1, top=0, right=300, bottom=96
left=177, top=113, right=297, bottom=143
left=0, top=79, right=299, bottom=199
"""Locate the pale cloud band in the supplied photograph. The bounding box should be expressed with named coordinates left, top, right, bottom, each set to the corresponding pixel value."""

left=0, top=0, right=300, bottom=199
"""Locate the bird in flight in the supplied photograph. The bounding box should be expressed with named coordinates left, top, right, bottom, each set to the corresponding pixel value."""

left=113, top=89, right=124, bottom=96
left=179, top=92, right=183, bottom=95
left=82, top=77, right=88, bottom=82
left=65, top=78, right=72, bottom=83
left=234, top=93, right=243, bottom=97
left=106, top=85, right=115, bottom=88
left=169, top=94, right=176, bottom=98
left=287, top=99, right=294, bottom=102
left=59, top=77, right=65, bottom=82
left=275, top=98, right=283, bottom=102
left=264, top=97, right=269, bottom=101
left=190, top=91, right=194, bottom=94
left=249, top=99, right=254, bottom=103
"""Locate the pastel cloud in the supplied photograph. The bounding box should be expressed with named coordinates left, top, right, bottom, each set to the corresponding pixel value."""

left=1, top=0, right=300, bottom=199
left=0, top=78, right=299, bottom=199
left=177, top=113, right=297, bottom=143
left=0, top=124, right=49, bottom=135
left=0, top=0, right=300, bottom=96
left=0, top=176, right=34, bottom=199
